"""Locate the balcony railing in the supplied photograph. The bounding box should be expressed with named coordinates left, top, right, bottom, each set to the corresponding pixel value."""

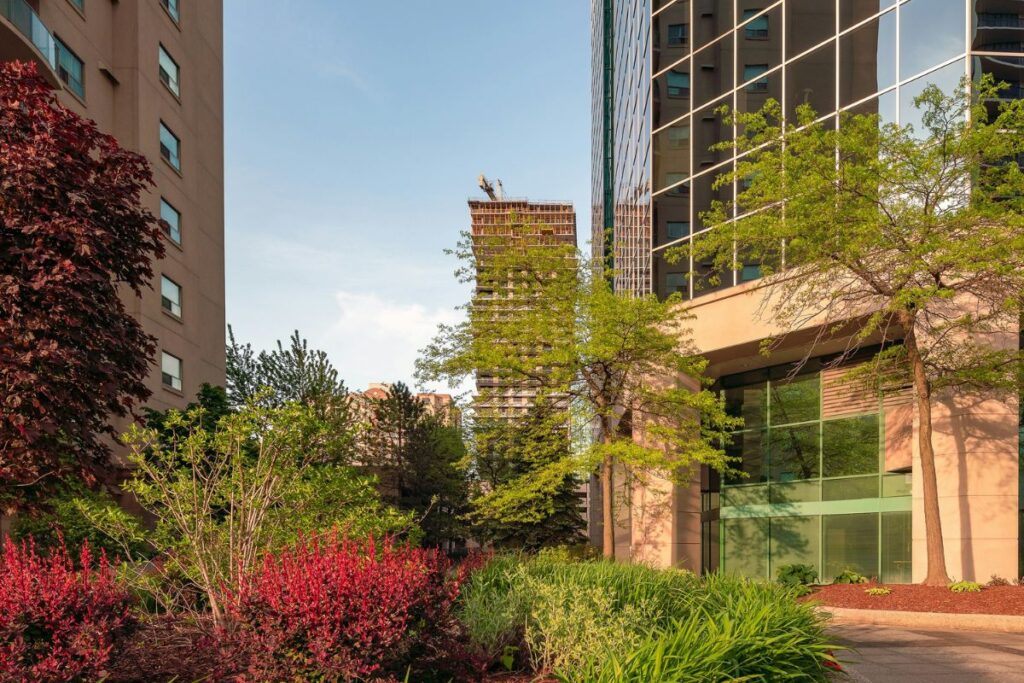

left=1, top=0, right=57, bottom=69
left=978, top=13, right=1024, bottom=29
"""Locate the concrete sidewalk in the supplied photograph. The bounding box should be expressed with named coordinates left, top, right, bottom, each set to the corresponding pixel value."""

left=833, top=624, right=1024, bottom=682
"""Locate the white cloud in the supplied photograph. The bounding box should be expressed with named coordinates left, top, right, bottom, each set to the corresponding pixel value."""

left=322, top=290, right=463, bottom=393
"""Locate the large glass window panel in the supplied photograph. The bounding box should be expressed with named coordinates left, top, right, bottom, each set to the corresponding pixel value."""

left=787, top=40, right=838, bottom=122
left=653, top=122, right=691, bottom=194
left=653, top=183, right=691, bottom=247
left=786, top=0, right=837, bottom=59
left=723, top=517, right=769, bottom=578
left=726, top=429, right=767, bottom=484
left=722, top=483, right=769, bottom=506
left=882, top=472, right=912, bottom=497
left=972, top=53, right=1024, bottom=105
left=823, top=513, right=879, bottom=580
left=840, top=0, right=896, bottom=31
left=839, top=12, right=897, bottom=108
left=822, top=474, right=879, bottom=501
left=770, top=373, right=821, bottom=425
left=846, top=90, right=898, bottom=127
left=742, top=64, right=770, bottom=92
left=770, top=479, right=820, bottom=503
left=822, top=414, right=880, bottom=477
left=694, top=0, right=734, bottom=50
left=769, top=423, right=820, bottom=481
left=654, top=1, right=691, bottom=72
left=691, top=102, right=732, bottom=179
left=55, top=38, right=84, bottom=99
left=770, top=516, right=821, bottom=578
left=653, top=248, right=691, bottom=297
left=665, top=271, right=689, bottom=295
left=654, top=61, right=691, bottom=130
left=693, top=33, right=734, bottom=108
left=881, top=511, right=912, bottom=583
left=900, top=0, right=965, bottom=81
left=666, top=220, right=690, bottom=240
left=973, top=1, right=1024, bottom=53
left=725, top=382, right=767, bottom=430
left=900, top=61, right=964, bottom=136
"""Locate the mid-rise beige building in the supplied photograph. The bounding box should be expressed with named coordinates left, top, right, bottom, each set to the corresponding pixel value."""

left=2, top=0, right=226, bottom=413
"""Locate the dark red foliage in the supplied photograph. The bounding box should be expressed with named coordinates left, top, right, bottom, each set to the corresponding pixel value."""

left=0, top=61, right=164, bottom=507
left=0, top=537, right=135, bottom=682
left=221, top=535, right=472, bottom=682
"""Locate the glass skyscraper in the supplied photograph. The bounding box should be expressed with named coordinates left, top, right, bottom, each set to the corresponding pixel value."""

left=592, top=0, right=1024, bottom=582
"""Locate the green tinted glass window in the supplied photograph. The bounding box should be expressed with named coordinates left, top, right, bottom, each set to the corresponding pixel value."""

left=770, top=373, right=820, bottom=425
left=822, top=414, right=879, bottom=477
left=769, top=423, right=819, bottom=481
left=723, top=517, right=769, bottom=579
left=823, top=513, right=878, bottom=581
left=770, top=516, right=820, bottom=577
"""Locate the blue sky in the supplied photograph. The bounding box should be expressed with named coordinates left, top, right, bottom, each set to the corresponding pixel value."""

left=224, top=0, right=591, bottom=394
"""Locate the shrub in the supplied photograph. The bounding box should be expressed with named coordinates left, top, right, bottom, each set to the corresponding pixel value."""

left=864, top=587, right=892, bottom=596
left=949, top=580, right=983, bottom=593
left=222, top=534, right=468, bottom=682
left=832, top=569, right=870, bottom=585
left=988, top=574, right=1011, bottom=587
left=560, top=574, right=838, bottom=683
left=0, top=537, right=135, bottom=682
left=777, top=563, right=818, bottom=588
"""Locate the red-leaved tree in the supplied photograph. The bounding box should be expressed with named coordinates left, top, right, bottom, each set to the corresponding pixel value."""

left=0, top=61, right=165, bottom=509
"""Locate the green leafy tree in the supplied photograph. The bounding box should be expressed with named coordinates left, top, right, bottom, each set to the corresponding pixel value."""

left=363, top=382, right=470, bottom=550
left=417, top=227, right=739, bottom=559
left=469, top=401, right=586, bottom=550
left=688, top=76, right=1024, bottom=584
left=226, top=327, right=356, bottom=464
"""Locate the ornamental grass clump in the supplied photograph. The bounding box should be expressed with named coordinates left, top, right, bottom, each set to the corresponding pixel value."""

left=221, top=534, right=471, bottom=682
left=0, top=537, right=135, bottom=683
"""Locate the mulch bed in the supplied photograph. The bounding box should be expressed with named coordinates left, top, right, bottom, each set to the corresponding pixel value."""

left=805, top=583, right=1024, bottom=615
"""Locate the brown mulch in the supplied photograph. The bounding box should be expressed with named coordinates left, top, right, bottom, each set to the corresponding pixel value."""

left=105, top=614, right=227, bottom=683
left=805, top=583, right=1024, bottom=615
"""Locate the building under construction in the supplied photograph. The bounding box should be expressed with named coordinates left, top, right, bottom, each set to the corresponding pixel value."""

left=468, top=179, right=577, bottom=419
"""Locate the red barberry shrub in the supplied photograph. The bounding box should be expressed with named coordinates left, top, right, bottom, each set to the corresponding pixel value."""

left=222, top=534, right=469, bottom=682
left=0, top=537, right=135, bottom=682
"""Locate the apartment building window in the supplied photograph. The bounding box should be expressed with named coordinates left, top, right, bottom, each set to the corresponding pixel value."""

left=666, top=273, right=689, bottom=295
left=160, top=0, right=179, bottom=22
left=667, top=221, right=690, bottom=241
left=160, top=198, right=181, bottom=244
left=668, top=23, right=687, bottom=46
left=54, top=38, right=84, bottom=99
left=665, top=173, right=689, bottom=196
left=743, top=9, right=769, bottom=40
left=667, top=70, right=690, bottom=98
left=68, top=0, right=84, bottom=11
left=667, top=124, right=690, bottom=148
left=161, top=275, right=182, bottom=317
left=160, top=122, right=180, bottom=171
left=158, top=45, right=180, bottom=97
left=161, top=351, right=182, bottom=391
left=743, top=64, right=769, bottom=93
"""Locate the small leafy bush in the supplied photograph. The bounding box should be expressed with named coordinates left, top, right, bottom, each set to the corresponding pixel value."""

left=777, top=563, right=818, bottom=588
left=833, top=569, right=870, bottom=585
left=222, top=534, right=469, bottom=682
left=988, top=574, right=1011, bottom=587
left=864, top=587, right=892, bottom=596
left=0, top=537, right=135, bottom=683
left=949, top=580, right=983, bottom=593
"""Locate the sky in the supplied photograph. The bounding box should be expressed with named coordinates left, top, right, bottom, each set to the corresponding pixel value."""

left=224, top=1, right=592, bottom=395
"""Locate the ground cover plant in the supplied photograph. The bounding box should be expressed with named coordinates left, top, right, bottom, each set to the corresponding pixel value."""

left=459, top=550, right=840, bottom=681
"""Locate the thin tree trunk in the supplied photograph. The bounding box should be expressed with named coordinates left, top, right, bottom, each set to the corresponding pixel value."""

left=903, top=322, right=951, bottom=586
left=601, top=448, right=614, bottom=560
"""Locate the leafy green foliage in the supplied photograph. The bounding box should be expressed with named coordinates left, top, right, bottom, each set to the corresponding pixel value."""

left=459, top=553, right=839, bottom=681
left=865, top=587, right=892, bottom=596
left=832, top=570, right=870, bottom=585
left=949, top=580, right=983, bottom=593
left=469, top=402, right=586, bottom=550
left=776, top=563, right=818, bottom=589
left=417, top=223, right=741, bottom=557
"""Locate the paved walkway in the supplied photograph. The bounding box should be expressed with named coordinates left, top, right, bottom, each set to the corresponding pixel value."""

left=833, top=624, right=1024, bottom=682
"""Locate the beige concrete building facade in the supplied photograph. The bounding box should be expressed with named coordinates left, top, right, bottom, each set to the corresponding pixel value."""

left=593, top=0, right=1023, bottom=582
left=1, top=0, right=226, bottom=414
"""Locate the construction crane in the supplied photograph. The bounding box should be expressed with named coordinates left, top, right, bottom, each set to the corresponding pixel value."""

left=478, top=174, right=505, bottom=201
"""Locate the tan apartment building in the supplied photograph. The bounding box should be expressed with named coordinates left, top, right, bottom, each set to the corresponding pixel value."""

left=468, top=197, right=577, bottom=420
left=1, top=0, right=226, bottom=416
left=593, top=0, right=1023, bottom=582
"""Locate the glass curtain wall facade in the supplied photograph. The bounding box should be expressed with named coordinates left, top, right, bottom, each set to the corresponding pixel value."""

left=715, top=357, right=913, bottom=582
left=593, top=0, right=1024, bottom=299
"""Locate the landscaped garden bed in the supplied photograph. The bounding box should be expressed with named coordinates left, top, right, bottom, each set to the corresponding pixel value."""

left=806, top=582, right=1024, bottom=615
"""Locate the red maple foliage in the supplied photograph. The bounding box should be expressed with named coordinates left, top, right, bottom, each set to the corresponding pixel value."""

left=222, top=534, right=474, bottom=682
left=0, top=61, right=165, bottom=507
left=0, top=536, right=135, bottom=683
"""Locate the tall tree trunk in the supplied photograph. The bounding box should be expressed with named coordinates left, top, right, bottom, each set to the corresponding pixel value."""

left=903, top=321, right=951, bottom=586
left=601, top=448, right=614, bottom=560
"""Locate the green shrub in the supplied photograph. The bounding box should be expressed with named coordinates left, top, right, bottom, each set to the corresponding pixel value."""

left=949, top=580, right=983, bottom=593
left=560, top=575, right=837, bottom=683
left=832, top=569, right=870, bottom=585
left=864, top=587, right=892, bottom=596
left=776, top=563, right=818, bottom=588
left=459, top=554, right=839, bottom=681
